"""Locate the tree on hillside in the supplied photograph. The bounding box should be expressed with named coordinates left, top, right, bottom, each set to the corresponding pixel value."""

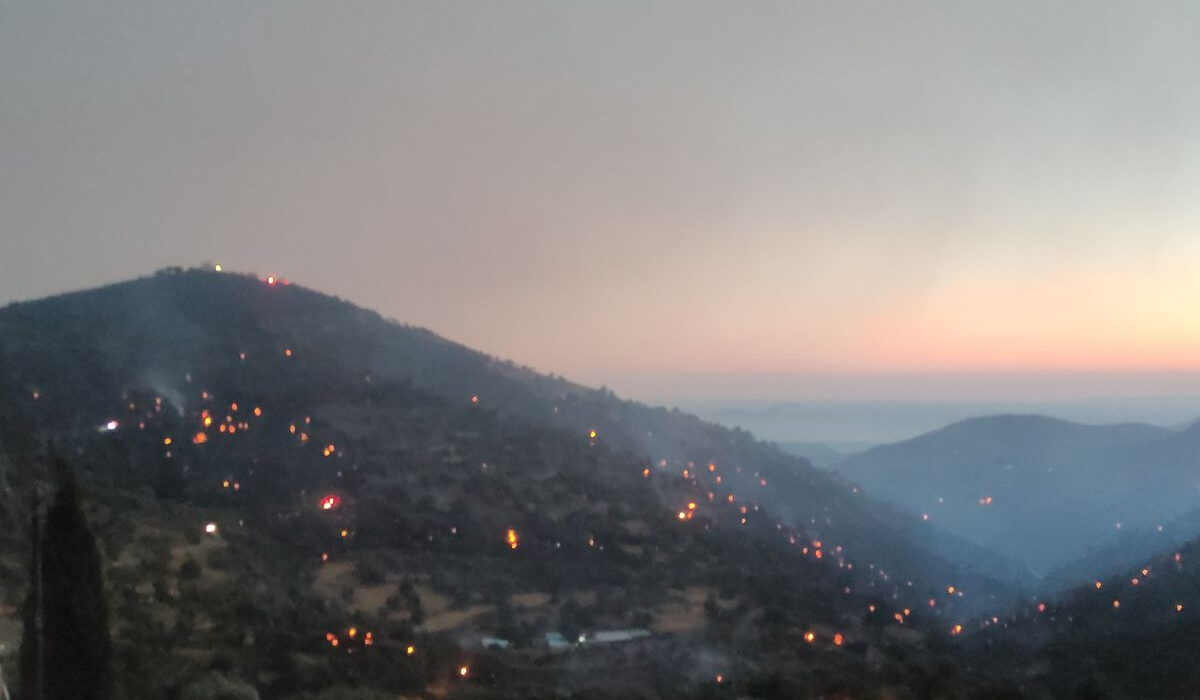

left=19, top=462, right=114, bottom=700
left=18, top=497, right=42, bottom=700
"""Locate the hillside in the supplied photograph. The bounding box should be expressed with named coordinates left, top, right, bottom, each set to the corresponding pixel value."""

left=834, top=414, right=1200, bottom=575
left=0, top=267, right=1021, bottom=699
left=964, top=537, right=1200, bottom=698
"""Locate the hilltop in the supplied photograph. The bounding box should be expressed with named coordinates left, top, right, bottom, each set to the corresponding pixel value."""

left=836, top=414, right=1200, bottom=578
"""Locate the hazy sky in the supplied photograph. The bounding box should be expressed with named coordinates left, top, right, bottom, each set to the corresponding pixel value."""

left=5, top=1, right=1200, bottom=402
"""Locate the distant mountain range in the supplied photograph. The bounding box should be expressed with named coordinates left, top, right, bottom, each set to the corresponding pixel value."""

left=834, top=414, right=1200, bottom=579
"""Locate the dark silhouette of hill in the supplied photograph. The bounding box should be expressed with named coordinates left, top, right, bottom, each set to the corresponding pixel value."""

left=836, top=414, right=1200, bottom=577
left=966, top=535, right=1200, bottom=698
left=0, top=267, right=1023, bottom=699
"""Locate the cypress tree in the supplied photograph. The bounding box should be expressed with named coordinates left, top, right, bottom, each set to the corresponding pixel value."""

left=18, top=497, right=42, bottom=700
left=37, top=464, right=113, bottom=700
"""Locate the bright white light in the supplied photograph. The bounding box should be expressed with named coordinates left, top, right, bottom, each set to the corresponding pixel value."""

left=204, top=522, right=218, bottom=535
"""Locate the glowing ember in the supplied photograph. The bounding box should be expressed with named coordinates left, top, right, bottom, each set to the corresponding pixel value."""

left=833, top=632, right=844, bottom=646
left=506, top=528, right=519, bottom=550
left=458, top=665, right=469, bottom=678
left=406, top=645, right=415, bottom=655
left=193, top=432, right=208, bottom=445
left=804, top=631, right=815, bottom=643
left=321, top=495, right=340, bottom=510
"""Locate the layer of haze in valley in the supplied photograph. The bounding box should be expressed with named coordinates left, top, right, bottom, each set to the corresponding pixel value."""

left=680, top=395, right=1200, bottom=448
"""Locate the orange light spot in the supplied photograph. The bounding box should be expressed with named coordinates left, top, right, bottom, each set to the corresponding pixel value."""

left=406, top=645, right=415, bottom=655
left=163, top=437, right=172, bottom=446
left=193, top=432, right=208, bottom=445
left=804, top=631, right=815, bottom=643
left=833, top=632, right=844, bottom=646
left=506, top=528, right=519, bottom=550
